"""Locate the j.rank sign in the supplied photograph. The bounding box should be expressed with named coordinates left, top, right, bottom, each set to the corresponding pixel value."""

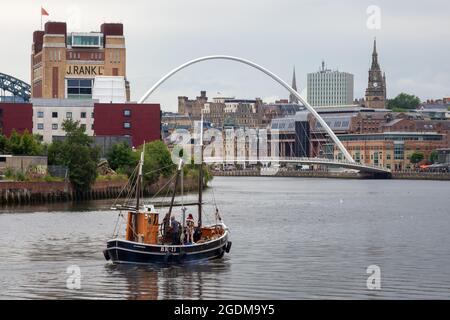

left=66, top=65, right=104, bottom=76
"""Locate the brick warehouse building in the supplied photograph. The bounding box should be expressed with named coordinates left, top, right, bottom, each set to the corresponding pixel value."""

left=31, top=21, right=130, bottom=100
left=93, top=103, right=161, bottom=148
left=0, top=102, right=160, bottom=149
left=0, top=103, right=33, bottom=136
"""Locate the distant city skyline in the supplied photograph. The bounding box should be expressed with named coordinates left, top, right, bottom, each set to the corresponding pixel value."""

left=1, top=0, right=449, bottom=111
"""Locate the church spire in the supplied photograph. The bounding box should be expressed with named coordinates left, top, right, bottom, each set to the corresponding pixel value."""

left=371, top=37, right=380, bottom=70
left=365, top=38, right=386, bottom=109
left=291, top=66, right=297, bottom=91
left=289, top=66, right=299, bottom=104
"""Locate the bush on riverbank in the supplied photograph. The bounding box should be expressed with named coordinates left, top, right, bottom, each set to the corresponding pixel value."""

left=2, top=167, right=64, bottom=182
left=96, top=173, right=128, bottom=183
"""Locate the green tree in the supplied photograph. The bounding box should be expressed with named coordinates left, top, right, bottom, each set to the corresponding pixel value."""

left=106, top=142, right=138, bottom=172
left=6, top=129, right=44, bottom=156
left=142, top=140, right=174, bottom=186
left=0, top=133, right=9, bottom=154
left=48, top=120, right=100, bottom=191
left=410, top=151, right=424, bottom=165
left=387, top=93, right=421, bottom=110
left=430, top=150, right=438, bottom=164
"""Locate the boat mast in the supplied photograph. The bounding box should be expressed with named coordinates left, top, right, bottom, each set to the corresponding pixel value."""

left=136, top=142, right=145, bottom=211
left=198, top=112, right=204, bottom=227
left=168, top=159, right=183, bottom=218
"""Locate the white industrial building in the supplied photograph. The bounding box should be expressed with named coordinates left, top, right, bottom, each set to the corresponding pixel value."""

left=307, top=61, right=354, bottom=107
left=32, top=98, right=95, bottom=143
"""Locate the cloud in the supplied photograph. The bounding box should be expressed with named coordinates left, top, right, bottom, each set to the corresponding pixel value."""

left=1, top=0, right=449, bottom=111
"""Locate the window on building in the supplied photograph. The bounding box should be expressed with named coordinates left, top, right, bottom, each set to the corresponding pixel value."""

left=52, top=123, right=58, bottom=130
left=80, top=124, right=86, bottom=131
left=37, top=111, right=44, bottom=118
left=72, top=35, right=102, bottom=47
left=80, top=112, right=87, bottom=119
left=66, top=112, right=72, bottom=119
left=52, top=112, right=58, bottom=118
left=124, top=109, right=131, bottom=117
left=394, top=143, right=405, bottom=160
left=67, top=79, right=93, bottom=99
left=37, top=123, right=44, bottom=130
left=124, top=122, right=131, bottom=129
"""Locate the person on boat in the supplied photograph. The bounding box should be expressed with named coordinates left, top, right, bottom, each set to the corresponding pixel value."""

left=170, top=216, right=181, bottom=245
left=186, top=213, right=195, bottom=244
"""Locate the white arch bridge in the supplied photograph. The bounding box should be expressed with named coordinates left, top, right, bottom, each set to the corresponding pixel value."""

left=204, top=157, right=391, bottom=176
left=139, top=55, right=391, bottom=177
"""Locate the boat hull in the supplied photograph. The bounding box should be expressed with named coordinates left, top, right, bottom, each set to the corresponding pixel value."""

left=104, top=231, right=230, bottom=265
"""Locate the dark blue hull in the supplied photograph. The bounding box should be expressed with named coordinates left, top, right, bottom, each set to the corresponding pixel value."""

left=104, top=231, right=231, bottom=265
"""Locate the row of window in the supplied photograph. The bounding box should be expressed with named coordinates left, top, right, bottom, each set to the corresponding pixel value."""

left=37, top=111, right=92, bottom=119
left=36, top=122, right=132, bottom=130
left=36, top=110, right=132, bottom=118
left=68, top=52, right=103, bottom=60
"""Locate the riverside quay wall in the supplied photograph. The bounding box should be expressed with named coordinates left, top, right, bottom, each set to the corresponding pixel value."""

left=0, top=180, right=126, bottom=205
left=0, top=176, right=201, bottom=206
left=213, top=170, right=450, bottom=180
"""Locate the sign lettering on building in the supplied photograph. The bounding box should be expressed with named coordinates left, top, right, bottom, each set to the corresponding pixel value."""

left=66, top=65, right=104, bottom=76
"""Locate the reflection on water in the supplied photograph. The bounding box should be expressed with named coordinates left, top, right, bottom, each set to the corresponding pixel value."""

left=103, top=260, right=231, bottom=300
left=1, top=177, right=450, bottom=299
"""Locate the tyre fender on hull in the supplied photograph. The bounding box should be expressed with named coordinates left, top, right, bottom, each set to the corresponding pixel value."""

left=225, top=241, right=232, bottom=253
left=103, top=249, right=111, bottom=261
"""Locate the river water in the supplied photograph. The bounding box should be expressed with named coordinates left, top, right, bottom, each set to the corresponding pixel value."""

left=0, top=177, right=449, bottom=299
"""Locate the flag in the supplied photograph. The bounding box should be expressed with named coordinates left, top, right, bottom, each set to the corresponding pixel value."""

left=41, top=7, right=49, bottom=16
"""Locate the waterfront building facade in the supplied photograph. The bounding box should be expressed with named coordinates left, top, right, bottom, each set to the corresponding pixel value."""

left=178, top=91, right=208, bottom=121
left=335, top=132, right=445, bottom=170
left=178, top=91, right=264, bottom=128
left=307, top=61, right=354, bottom=107
left=2, top=100, right=160, bottom=148
left=32, top=98, right=95, bottom=143
left=0, top=103, right=33, bottom=136
left=261, top=102, right=303, bottom=127
left=93, top=103, right=161, bottom=148
left=31, top=22, right=130, bottom=101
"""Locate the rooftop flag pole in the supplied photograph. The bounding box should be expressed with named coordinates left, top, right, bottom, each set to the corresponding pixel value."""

left=41, top=6, right=49, bottom=30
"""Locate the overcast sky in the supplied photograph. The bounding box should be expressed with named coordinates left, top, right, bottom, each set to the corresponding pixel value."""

left=1, top=0, right=449, bottom=111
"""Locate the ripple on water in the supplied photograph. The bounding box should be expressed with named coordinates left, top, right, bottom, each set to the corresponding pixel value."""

left=1, top=177, right=450, bottom=299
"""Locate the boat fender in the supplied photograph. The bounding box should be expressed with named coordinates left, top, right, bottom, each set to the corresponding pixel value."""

left=103, top=249, right=110, bottom=261
left=225, top=241, right=232, bottom=253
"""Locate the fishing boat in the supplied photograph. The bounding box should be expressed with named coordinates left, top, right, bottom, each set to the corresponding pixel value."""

left=103, top=123, right=231, bottom=265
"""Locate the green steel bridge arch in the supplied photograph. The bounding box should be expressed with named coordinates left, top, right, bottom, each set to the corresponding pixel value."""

left=0, top=72, right=31, bottom=102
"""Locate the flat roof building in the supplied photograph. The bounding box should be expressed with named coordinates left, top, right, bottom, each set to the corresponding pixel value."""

left=31, top=21, right=129, bottom=101
left=307, top=61, right=354, bottom=107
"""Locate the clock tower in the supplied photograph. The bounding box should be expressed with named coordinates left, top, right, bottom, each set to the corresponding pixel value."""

left=364, top=38, right=386, bottom=109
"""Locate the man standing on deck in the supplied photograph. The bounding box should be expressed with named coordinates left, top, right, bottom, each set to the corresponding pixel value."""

left=170, top=216, right=181, bottom=245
